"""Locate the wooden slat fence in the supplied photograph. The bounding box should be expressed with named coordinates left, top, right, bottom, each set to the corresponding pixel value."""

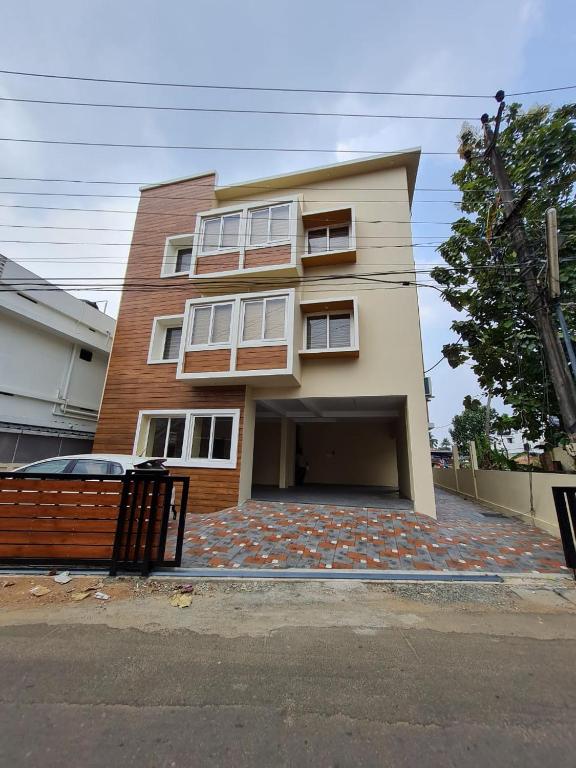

left=0, top=472, right=189, bottom=573
left=0, top=476, right=123, bottom=562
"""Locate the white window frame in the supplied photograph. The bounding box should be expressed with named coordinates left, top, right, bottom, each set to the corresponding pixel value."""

left=161, top=234, right=195, bottom=277
left=133, top=409, right=240, bottom=469
left=247, top=202, right=291, bottom=249
left=238, top=296, right=288, bottom=348
left=188, top=301, right=234, bottom=349
left=188, top=198, right=298, bottom=276
left=199, top=212, right=242, bottom=255
left=306, top=223, right=351, bottom=254
left=178, top=288, right=296, bottom=381
left=300, top=297, right=359, bottom=354
left=147, top=315, right=184, bottom=364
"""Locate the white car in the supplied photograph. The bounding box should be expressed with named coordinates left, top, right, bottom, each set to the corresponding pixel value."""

left=14, top=454, right=166, bottom=476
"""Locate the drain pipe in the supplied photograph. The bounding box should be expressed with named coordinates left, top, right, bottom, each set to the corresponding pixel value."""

left=468, top=441, right=479, bottom=501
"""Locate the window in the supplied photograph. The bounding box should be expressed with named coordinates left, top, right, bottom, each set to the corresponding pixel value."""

left=200, top=213, right=241, bottom=253
left=70, top=459, right=111, bottom=475
left=146, top=416, right=186, bottom=458
left=190, top=415, right=234, bottom=461
left=20, top=459, right=72, bottom=474
left=163, top=327, right=182, bottom=360
left=148, top=316, right=184, bottom=363
left=135, top=410, right=240, bottom=468
left=162, top=238, right=194, bottom=276
left=175, top=247, right=192, bottom=273
left=249, top=203, right=290, bottom=246
left=307, top=225, right=350, bottom=254
left=79, top=348, right=93, bottom=362
left=190, top=303, right=233, bottom=346
left=306, top=313, right=352, bottom=350
left=241, top=297, right=286, bottom=343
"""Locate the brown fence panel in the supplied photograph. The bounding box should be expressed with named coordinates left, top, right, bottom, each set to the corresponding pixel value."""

left=0, top=471, right=189, bottom=574
left=0, top=476, right=123, bottom=562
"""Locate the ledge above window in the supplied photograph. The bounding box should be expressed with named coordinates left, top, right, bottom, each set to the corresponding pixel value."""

left=298, top=348, right=359, bottom=359
left=301, top=206, right=356, bottom=267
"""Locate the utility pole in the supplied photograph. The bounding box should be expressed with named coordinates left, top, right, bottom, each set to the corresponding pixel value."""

left=484, top=392, right=492, bottom=444
left=546, top=207, right=576, bottom=381
left=480, top=91, right=576, bottom=442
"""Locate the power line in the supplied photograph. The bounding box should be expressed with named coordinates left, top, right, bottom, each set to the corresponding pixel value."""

left=0, top=229, right=452, bottom=241
left=1, top=68, right=574, bottom=98
left=0, top=222, right=457, bottom=232
left=2, top=259, right=536, bottom=269
left=424, top=355, right=449, bottom=374
left=0, top=203, right=462, bottom=218
left=0, top=189, right=463, bottom=203
left=0, top=95, right=478, bottom=121
left=0, top=137, right=457, bottom=155
left=0, top=238, right=448, bottom=248
left=0, top=176, right=503, bottom=194
left=0, top=227, right=530, bottom=245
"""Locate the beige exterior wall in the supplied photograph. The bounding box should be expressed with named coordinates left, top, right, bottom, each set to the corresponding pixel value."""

left=299, top=421, right=398, bottom=486
left=252, top=421, right=281, bottom=486
left=238, top=391, right=256, bottom=503
left=229, top=163, right=435, bottom=517
left=457, top=468, right=477, bottom=498
left=433, top=467, right=576, bottom=537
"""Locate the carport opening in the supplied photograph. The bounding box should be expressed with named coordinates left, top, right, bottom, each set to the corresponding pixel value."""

left=251, top=397, right=414, bottom=509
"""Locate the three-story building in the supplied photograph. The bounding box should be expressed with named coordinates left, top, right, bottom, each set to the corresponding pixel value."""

left=94, top=150, right=436, bottom=517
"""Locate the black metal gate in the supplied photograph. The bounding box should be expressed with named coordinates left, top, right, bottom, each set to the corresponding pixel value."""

left=0, top=468, right=188, bottom=576
left=110, top=470, right=189, bottom=576
left=552, top=486, right=576, bottom=577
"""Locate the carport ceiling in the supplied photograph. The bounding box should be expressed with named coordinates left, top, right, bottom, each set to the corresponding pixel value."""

left=256, top=396, right=404, bottom=422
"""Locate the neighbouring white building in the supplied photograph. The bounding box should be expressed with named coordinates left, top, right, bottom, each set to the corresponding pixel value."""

left=0, top=255, right=115, bottom=466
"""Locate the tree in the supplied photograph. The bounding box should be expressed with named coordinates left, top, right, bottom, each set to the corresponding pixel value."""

left=450, top=396, right=498, bottom=455
left=432, top=103, right=576, bottom=443
left=440, top=437, right=451, bottom=449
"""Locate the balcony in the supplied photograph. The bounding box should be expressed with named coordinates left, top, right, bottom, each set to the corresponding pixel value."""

left=299, top=297, right=360, bottom=359
left=179, top=200, right=301, bottom=295
left=301, top=207, right=356, bottom=268
left=176, top=289, right=300, bottom=385
left=162, top=200, right=359, bottom=296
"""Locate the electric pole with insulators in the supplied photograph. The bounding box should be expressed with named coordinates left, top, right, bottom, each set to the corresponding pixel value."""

left=479, top=92, right=576, bottom=442
left=546, top=207, right=576, bottom=381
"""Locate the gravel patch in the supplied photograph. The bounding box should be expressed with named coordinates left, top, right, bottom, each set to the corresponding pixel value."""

left=371, top=582, right=520, bottom=608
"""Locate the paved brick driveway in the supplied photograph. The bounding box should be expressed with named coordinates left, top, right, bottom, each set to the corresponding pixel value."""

left=172, top=488, right=568, bottom=573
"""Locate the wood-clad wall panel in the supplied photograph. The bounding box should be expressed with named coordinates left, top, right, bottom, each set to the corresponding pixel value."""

left=236, top=346, right=288, bottom=371
left=93, top=175, right=246, bottom=514
left=195, top=252, right=240, bottom=274
left=244, top=244, right=291, bottom=269
left=183, top=349, right=231, bottom=373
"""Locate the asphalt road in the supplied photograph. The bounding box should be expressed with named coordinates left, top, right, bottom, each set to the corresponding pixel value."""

left=1, top=601, right=576, bottom=768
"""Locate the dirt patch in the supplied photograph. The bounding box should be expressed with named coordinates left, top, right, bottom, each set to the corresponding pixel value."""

left=0, top=576, right=147, bottom=610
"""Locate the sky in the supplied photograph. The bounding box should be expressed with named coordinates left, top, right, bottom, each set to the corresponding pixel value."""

left=0, top=0, right=574, bottom=443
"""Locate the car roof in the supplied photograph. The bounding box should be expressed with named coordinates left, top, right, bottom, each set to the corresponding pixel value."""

left=26, top=454, right=154, bottom=465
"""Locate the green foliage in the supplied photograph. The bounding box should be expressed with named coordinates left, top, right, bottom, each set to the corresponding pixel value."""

left=440, top=437, right=451, bottom=449
left=450, top=396, right=499, bottom=454
left=432, top=103, right=576, bottom=441
left=474, top=432, right=519, bottom=471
